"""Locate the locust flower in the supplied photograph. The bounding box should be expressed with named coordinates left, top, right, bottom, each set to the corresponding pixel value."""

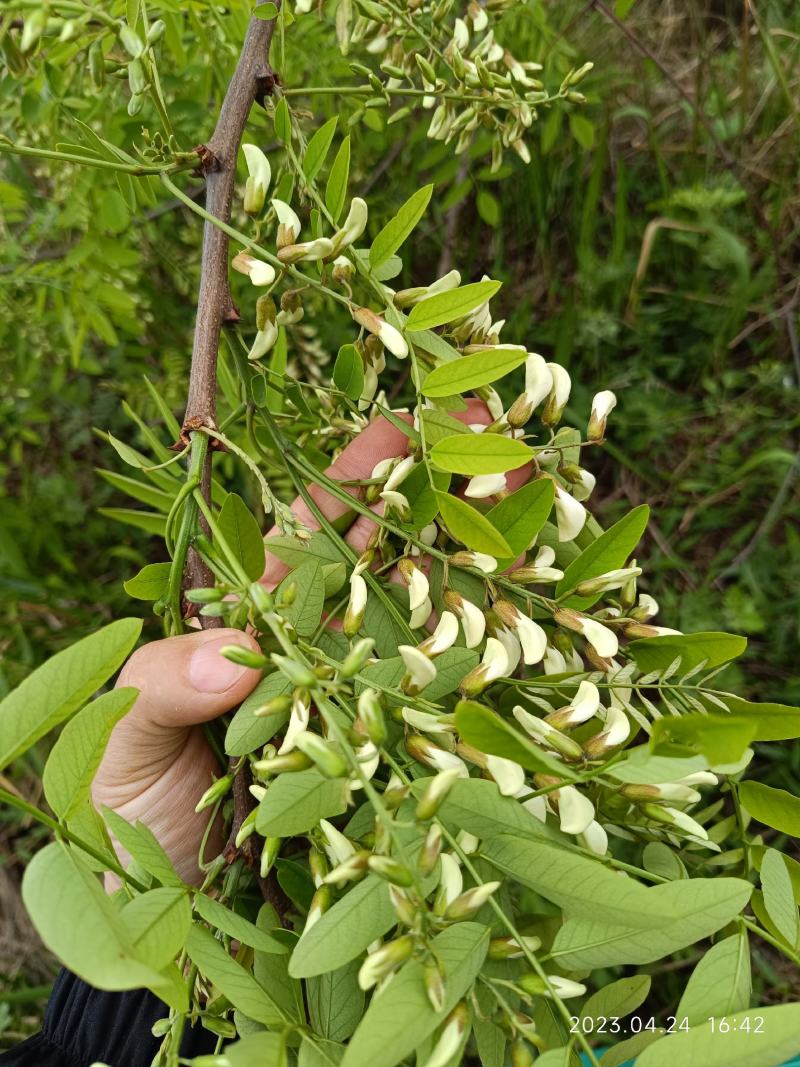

left=582, top=704, right=630, bottom=759
left=422, top=1004, right=470, bottom=1067
left=493, top=601, right=547, bottom=665
left=247, top=322, right=278, bottom=360
left=486, top=754, right=526, bottom=796
left=278, top=237, right=335, bottom=263
left=445, top=881, right=501, bottom=921
left=398, top=559, right=432, bottom=630
left=643, top=804, right=708, bottom=842
left=319, top=819, right=356, bottom=866
left=554, top=785, right=595, bottom=835
left=231, top=251, right=275, bottom=287
left=459, top=637, right=509, bottom=696
left=513, top=705, right=584, bottom=761
left=358, top=936, right=414, bottom=991
left=399, top=645, right=437, bottom=694
left=575, top=566, right=642, bottom=597
left=546, top=680, right=600, bottom=729
left=407, top=735, right=469, bottom=777
left=554, top=486, right=587, bottom=542
left=272, top=198, right=302, bottom=246
left=579, top=820, right=608, bottom=856
left=555, top=607, right=619, bottom=659
left=588, top=390, right=617, bottom=441
left=332, top=197, right=368, bottom=253
left=278, top=690, right=311, bottom=754
left=418, top=611, right=459, bottom=657
left=343, top=571, right=368, bottom=637
left=512, top=545, right=565, bottom=584
left=449, top=550, right=498, bottom=574
left=435, top=853, right=464, bottom=911
left=394, top=270, right=461, bottom=308
left=242, top=143, right=271, bottom=214
left=541, top=364, right=571, bottom=426
left=443, top=590, right=486, bottom=649
left=353, top=306, right=409, bottom=358
left=465, top=472, right=507, bottom=498
left=507, top=353, right=553, bottom=428
left=402, top=707, right=454, bottom=736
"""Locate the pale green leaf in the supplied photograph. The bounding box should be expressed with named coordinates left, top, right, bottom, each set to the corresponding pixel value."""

left=430, top=433, right=532, bottom=476
left=761, top=849, right=799, bottom=946
left=628, top=632, right=747, bottom=673
left=580, top=975, right=652, bottom=1025
left=485, top=479, right=555, bottom=561
left=333, top=343, right=364, bottom=401
left=102, top=807, right=183, bottom=887
left=455, top=702, right=578, bottom=779
left=43, top=688, right=137, bottom=820
left=325, top=136, right=350, bottom=222
left=421, top=345, right=526, bottom=397
left=218, top=492, right=266, bottom=582
left=369, top=184, right=433, bottom=268
left=194, top=893, right=287, bottom=954
left=123, top=562, right=172, bottom=601
left=557, top=505, right=649, bottom=608
left=307, top=960, right=364, bottom=1041
left=739, top=781, right=800, bottom=837
left=407, top=281, right=502, bottom=331
left=186, top=923, right=284, bottom=1026
left=636, top=1005, right=800, bottom=1067
left=435, top=492, right=512, bottom=556
left=276, top=559, right=326, bottom=636
left=303, top=116, right=338, bottom=183
left=255, top=769, right=348, bottom=837
left=676, top=932, right=751, bottom=1025
left=0, top=618, right=142, bottom=771
left=122, top=887, right=191, bottom=970
left=225, top=673, right=292, bottom=756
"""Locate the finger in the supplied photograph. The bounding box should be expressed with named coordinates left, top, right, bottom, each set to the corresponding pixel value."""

left=117, top=629, right=262, bottom=731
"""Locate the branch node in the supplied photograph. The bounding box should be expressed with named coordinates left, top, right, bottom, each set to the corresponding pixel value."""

left=193, top=143, right=219, bottom=175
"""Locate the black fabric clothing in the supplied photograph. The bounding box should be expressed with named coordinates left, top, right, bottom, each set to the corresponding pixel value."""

left=0, top=970, right=215, bottom=1067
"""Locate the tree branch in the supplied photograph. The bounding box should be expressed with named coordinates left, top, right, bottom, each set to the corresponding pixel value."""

left=182, top=1, right=281, bottom=599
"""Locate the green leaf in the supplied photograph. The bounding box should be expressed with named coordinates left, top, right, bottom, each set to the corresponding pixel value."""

left=325, top=136, right=350, bottom=222
left=102, top=807, right=183, bottom=887
left=122, top=887, right=191, bottom=970
left=580, top=975, right=652, bottom=1025
left=276, top=560, right=326, bottom=636
left=549, top=878, right=752, bottom=970
left=400, top=463, right=450, bottom=528
left=413, top=777, right=559, bottom=843
left=225, top=1033, right=288, bottom=1067
left=651, top=715, right=756, bottom=765
left=676, top=932, right=751, bottom=1025
left=421, top=346, right=526, bottom=397
left=435, top=492, right=512, bottom=557
left=420, top=409, right=471, bottom=445
left=303, top=116, right=338, bottom=183
left=407, top=281, right=502, bottom=331
left=225, top=673, right=292, bottom=756
left=430, top=433, right=532, bottom=476
left=186, top=923, right=284, bottom=1026
left=256, top=769, right=348, bottom=837
left=123, top=562, right=172, bottom=601
left=252, top=2, right=280, bottom=19
left=266, top=532, right=345, bottom=569
left=557, top=504, right=650, bottom=608
left=107, top=431, right=150, bottom=469
left=274, top=96, right=291, bottom=142
left=290, top=874, right=396, bottom=978
left=98, top=470, right=175, bottom=511
left=369, top=184, right=433, bottom=268
left=706, top=696, right=800, bottom=742
left=761, top=849, right=799, bottom=946
left=333, top=343, right=364, bottom=401
left=636, top=1005, right=800, bottom=1067
left=628, top=632, right=747, bottom=673
left=97, top=507, right=167, bottom=535
left=357, top=646, right=478, bottom=703
left=455, top=702, right=578, bottom=779
left=340, top=923, right=489, bottom=1067
left=600, top=1031, right=664, bottom=1067
left=22, top=843, right=166, bottom=990
left=43, top=688, right=137, bottom=820
left=486, top=480, right=555, bottom=562
left=218, top=493, right=266, bottom=582
left=0, top=617, right=142, bottom=771
left=740, top=781, right=800, bottom=836
left=307, top=961, right=364, bottom=1041
left=194, top=894, right=287, bottom=954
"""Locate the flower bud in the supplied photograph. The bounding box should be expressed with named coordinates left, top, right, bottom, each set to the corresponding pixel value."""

left=444, top=881, right=500, bottom=921
left=415, top=768, right=462, bottom=822
left=270, top=654, right=317, bottom=689
left=353, top=306, right=408, bottom=358
left=407, top=735, right=468, bottom=778
left=343, top=571, right=368, bottom=637
left=418, top=822, right=443, bottom=875
left=513, top=705, right=585, bottom=761
left=253, top=693, right=293, bottom=719
left=423, top=1003, right=469, bottom=1067
left=424, top=961, right=447, bottom=1013
left=232, top=251, right=276, bottom=287
left=541, top=364, right=571, bottom=426
left=332, top=255, right=355, bottom=283
left=554, top=607, right=619, bottom=658
left=575, top=565, right=641, bottom=597
left=449, top=550, right=498, bottom=574
left=234, top=808, right=258, bottom=848
left=368, top=854, right=415, bottom=886
left=520, top=973, right=586, bottom=999
left=324, top=850, right=371, bottom=886
left=340, top=637, right=375, bottom=678
left=588, top=389, right=617, bottom=441
left=399, top=645, right=437, bottom=695
left=219, top=644, right=268, bottom=669
left=252, top=750, right=313, bottom=775
left=358, top=935, right=415, bottom=990
left=294, top=731, right=348, bottom=778
left=459, top=637, right=508, bottom=696
left=195, top=773, right=234, bottom=812
left=488, top=935, right=541, bottom=959
left=642, top=804, right=709, bottom=841
left=622, top=783, right=701, bottom=806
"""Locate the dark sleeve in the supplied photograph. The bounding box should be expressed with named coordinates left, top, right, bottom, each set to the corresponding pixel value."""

left=0, top=970, right=216, bottom=1067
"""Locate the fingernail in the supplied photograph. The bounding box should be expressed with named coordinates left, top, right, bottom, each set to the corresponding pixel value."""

left=189, top=637, right=252, bottom=693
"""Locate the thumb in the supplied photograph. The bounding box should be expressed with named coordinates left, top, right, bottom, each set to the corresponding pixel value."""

left=118, top=628, right=262, bottom=729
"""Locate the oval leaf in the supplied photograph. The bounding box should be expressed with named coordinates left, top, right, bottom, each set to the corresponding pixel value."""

left=407, top=281, right=501, bottom=331
left=557, top=504, right=650, bottom=608
left=430, top=433, right=533, bottom=476
left=369, top=185, right=433, bottom=268
left=421, top=345, right=526, bottom=397
left=434, top=492, right=512, bottom=557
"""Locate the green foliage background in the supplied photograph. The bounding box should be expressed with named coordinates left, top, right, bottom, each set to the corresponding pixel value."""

left=1, top=0, right=799, bottom=1044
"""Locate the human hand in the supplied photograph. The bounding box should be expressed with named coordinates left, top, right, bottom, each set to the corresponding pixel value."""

left=93, top=400, right=528, bottom=885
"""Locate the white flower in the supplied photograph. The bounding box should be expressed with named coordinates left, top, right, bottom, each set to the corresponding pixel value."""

left=278, top=691, right=311, bottom=754
left=409, top=737, right=469, bottom=778
left=272, top=197, right=302, bottom=244
left=378, top=319, right=408, bottom=358
left=460, top=599, right=486, bottom=648
left=419, top=611, right=459, bottom=657
left=333, top=197, right=368, bottom=251
left=299, top=237, right=335, bottom=261
left=572, top=469, right=596, bottom=502
left=349, top=742, right=380, bottom=790
left=428, top=269, right=461, bottom=296
left=456, top=829, right=480, bottom=854
left=495, top=626, right=521, bottom=674
left=231, top=251, right=276, bottom=287
left=678, top=771, right=718, bottom=787
left=551, top=680, right=601, bottom=727
left=658, top=807, right=709, bottom=841
left=543, top=646, right=568, bottom=674
left=515, top=614, right=547, bottom=665
left=295, top=0, right=314, bottom=12
left=580, top=617, right=619, bottom=658
left=242, top=143, right=271, bottom=213
left=556, top=785, right=595, bottom=835
left=384, top=455, right=416, bottom=492
left=554, top=486, right=587, bottom=542
left=547, top=976, right=586, bottom=1000
left=602, top=704, right=630, bottom=746
left=588, top=390, right=617, bottom=440
left=347, top=570, right=367, bottom=614
left=399, top=645, right=437, bottom=693
left=542, top=364, right=571, bottom=425
left=481, top=636, right=510, bottom=683
left=319, top=819, right=355, bottom=866
left=247, top=322, right=278, bottom=360
left=422, top=1006, right=469, bottom=1067
left=486, top=754, right=526, bottom=796
left=452, top=17, right=469, bottom=50
left=465, top=472, right=507, bottom=498
left=483, top=386, right=505, bottom=422
left=451, top=551, right=497, bottom=574
left=437, top=853, right=463, bottom=908
left=379, top=489, right=410, bottom=518
left=579, top=820, right=608, bottom=856
left=518, top=790, right=547, bottom=822
left=637, top=593, right=659, bottom=620
left=401, top=707, right=454, bottom=735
